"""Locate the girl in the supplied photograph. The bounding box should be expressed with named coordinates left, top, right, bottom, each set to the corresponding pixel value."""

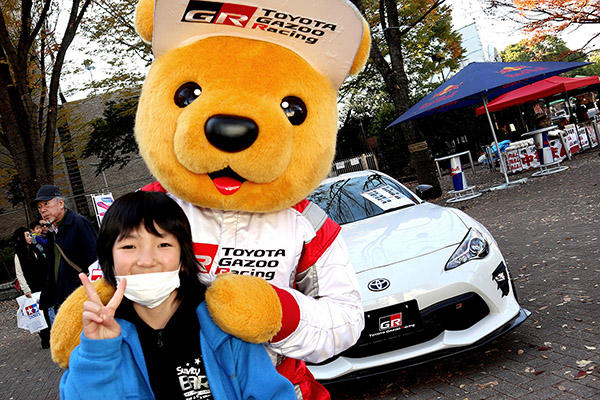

left=12, top=226, right=50, bottom=348
left=13, top=227, right=47, bottom=298
left=60, top=191, right=295, bottom=400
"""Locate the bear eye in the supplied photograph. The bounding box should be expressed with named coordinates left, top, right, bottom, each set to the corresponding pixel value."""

left=280, top=96, right=307, bottom=125
left=174, top=82, right=202, bottom=108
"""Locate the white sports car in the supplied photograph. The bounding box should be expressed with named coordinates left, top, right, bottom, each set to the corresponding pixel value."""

left=306, top=170, right=529, bottom=382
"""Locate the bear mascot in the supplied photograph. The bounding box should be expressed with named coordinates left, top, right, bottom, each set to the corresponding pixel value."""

left=51, top=0, right=371, bottom=398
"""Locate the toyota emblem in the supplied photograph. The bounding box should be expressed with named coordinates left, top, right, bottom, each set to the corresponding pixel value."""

left=368, top=278, right=390, bottom=292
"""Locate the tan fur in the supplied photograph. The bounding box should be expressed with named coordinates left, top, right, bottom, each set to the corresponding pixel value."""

left=136, top=37, right=338, bottom=213
left=134, top=0, right=154, bottom=44
left=206, top=274, right=282, bottom=343
left=50, top=279, right=115, bottom=368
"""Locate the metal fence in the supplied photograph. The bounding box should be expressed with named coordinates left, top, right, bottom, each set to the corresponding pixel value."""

left=328, top=153, right=379, bottom=177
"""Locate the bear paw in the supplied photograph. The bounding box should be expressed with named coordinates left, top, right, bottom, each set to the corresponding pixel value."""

left=206, top=274, right=282, bottom=343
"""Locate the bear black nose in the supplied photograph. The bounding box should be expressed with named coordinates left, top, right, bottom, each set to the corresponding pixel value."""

left=205, top=115, right=258, bottom=153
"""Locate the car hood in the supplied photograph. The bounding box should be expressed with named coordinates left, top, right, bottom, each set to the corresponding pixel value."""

left=341, top=203, right=469, bottom=273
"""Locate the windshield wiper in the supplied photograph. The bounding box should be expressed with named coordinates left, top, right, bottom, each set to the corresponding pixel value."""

left=380, top=204, right=415, bottom=214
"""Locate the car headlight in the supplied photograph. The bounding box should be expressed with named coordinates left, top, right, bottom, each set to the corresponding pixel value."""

left=445, top=228, right=489, bottom=270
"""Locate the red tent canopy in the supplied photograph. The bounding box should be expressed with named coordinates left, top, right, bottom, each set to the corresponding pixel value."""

left=475, top=75, right=600, bottom=115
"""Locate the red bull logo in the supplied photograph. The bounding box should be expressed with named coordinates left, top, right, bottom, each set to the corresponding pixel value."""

left=432, top=83, right=461, bottom=98
left=420, top=82, right=463, bottom=110
left=500, top=66, right=527, bottom=74
left=499, top=65, right=547, bottom=78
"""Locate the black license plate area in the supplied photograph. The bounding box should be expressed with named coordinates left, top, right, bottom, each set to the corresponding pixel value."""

left=362, top=300, right=420, bottom=343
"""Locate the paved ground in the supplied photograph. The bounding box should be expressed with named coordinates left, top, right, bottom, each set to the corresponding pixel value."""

left=0, top=151, right=598, bottom=400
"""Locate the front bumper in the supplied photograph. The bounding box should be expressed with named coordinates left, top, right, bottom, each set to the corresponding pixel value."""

left=308, top=243, right=526, bottom=382
left=313, top=307, right=530, bottom=384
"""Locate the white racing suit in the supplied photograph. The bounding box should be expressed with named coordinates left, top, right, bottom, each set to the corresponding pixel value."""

left=142, top=182, right=364, bottom=399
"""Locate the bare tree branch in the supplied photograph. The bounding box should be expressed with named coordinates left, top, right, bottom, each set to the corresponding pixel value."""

left=24, top=0, right=52, bottom=54
left=398, top=0, right=445, bottom=36
left=0, top=6, right=19, bottom=69
left=44, top=0, right=92, bottom=170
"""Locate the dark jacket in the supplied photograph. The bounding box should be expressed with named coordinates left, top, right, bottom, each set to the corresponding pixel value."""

left=15, top=244, right=47, bottom=293
left=42, top=209, right=97, bottom=309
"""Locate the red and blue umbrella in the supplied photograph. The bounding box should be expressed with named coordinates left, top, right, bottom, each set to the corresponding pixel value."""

left=388, top=61, right=590, bottom=188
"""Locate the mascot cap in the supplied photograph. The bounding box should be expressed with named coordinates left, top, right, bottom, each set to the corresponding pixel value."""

left=153, top=0, right=365, bottom=89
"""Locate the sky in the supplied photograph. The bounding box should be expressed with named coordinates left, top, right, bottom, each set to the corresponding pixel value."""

left=447, top=0, right=599, bottom=55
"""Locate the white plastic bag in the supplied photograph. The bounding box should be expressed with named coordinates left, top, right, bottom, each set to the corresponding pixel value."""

left=16, top=292, right=48, bottom=333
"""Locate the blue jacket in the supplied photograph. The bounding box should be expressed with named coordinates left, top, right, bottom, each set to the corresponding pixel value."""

left=60, top=303, right=296, bottom=400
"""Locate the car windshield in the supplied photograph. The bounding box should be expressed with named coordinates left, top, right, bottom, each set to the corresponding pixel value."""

left=308, top=173, right=420, bottom=225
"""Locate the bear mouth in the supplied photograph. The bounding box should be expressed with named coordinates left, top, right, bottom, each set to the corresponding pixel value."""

left=208, top=167, right=246, bottom=196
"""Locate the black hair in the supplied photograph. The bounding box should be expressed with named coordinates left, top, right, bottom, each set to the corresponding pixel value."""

left=29, top=220, right=41, bottom=230
left=97, top=191, right=204, bottom=301
left=12, top=227, right=30, bottom=252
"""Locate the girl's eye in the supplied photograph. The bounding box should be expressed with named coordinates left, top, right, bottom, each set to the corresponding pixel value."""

left=174, top=82, right=202, bottom=108
left=159, top=242, right=173, bottom=248
left=119, top=244, right=135, bottom=249
left=280, top=96, right=307, bottom=125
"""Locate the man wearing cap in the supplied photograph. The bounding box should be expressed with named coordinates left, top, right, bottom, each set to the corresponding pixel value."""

left=35, top=185, right=97, bottom=323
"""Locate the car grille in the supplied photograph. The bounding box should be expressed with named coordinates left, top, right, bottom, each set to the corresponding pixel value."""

left=336, top=292, right=489, bottom=360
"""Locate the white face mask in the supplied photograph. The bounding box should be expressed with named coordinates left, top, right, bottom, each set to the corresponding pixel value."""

left=116, top=269, right=180, bottom=309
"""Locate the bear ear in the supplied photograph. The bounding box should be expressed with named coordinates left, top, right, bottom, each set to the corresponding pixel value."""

left=135, top=0, right=155, bottom=44
left=349, top=18, right=371, bottom=75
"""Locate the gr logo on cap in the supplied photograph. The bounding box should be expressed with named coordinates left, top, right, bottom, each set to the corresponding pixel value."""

left=153, top=0, right=365, bottom=89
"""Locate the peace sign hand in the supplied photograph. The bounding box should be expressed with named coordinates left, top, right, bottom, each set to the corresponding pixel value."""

left=79, top=273, right=127, bottom=340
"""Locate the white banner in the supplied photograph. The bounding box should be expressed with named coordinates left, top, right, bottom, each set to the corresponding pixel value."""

left=92, top=194, right=115, bottom=225
left=506, top=149, right=522, bottom=173
left=584, top=124, right=598, bottom=147
left=518, top=145, right=539, bottom=170
left=563, top=126, right=581, bottom=155
left=577, top=125, right=590, bottom=149
left=549, top=139, right=566, bottom=162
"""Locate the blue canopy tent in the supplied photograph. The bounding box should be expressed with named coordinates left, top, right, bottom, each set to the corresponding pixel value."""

left=388, top=62, right=590, bottom=190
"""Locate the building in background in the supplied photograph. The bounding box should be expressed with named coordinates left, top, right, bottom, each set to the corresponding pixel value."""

left=457, top=21, right=501, bottom=67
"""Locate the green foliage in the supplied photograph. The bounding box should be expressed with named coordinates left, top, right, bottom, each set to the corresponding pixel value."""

left=401, top=2, right=464, bottom=100
left=501, top=36, right=600, bottom=77
left=580, top=52, right=600, bottom=76
left=339, top=65, right=392, bottom=121
left=341, top=0, right=464, bottom=122
left=501, top=36, right=574, bottom=62
left=83, top=96, right=139, bottom=175
left=370, top=103, right=399, bottom=138
left=71, top=0, right=151, bottom=94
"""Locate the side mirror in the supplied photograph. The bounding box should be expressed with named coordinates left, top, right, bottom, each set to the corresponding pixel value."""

left=415, top=184, right=435, bottom=200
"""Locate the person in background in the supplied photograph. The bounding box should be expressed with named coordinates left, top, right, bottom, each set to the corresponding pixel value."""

left=39, top=219, right=50, bottom=237
left=12, top=226, right=51, bottom=348
left=575, top=97, right=589, bottom=123
left=29, top=221, right=48, bottom=256
left=532, top=100, right=551, bottom=129
left=35, top=185, right=97, bottom=324
left=59, top=191, right=296, bottom=400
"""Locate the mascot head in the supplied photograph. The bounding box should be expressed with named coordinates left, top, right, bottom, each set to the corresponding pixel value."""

left=134, top=0, right=370, bottom=212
